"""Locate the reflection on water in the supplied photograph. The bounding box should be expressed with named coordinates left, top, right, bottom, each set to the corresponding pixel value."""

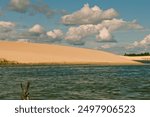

left=0, top=65, right=150, bottom=100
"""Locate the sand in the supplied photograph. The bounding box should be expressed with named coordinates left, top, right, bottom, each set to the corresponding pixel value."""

left=0, top=41, right=141, bottom=65
left=124, top=56, right=150, bottom=61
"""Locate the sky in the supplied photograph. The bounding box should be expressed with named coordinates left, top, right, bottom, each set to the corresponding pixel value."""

left=0, top=0, right=150, bottom=54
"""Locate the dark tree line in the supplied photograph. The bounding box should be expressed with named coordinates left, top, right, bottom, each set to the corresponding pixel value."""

left=124, top=52, right=150, bottom=56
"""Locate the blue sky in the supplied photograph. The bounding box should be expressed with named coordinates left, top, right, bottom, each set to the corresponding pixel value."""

left=0, top=0, right=150, bottom=54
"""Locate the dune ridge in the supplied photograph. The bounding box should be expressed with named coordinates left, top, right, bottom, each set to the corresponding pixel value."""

left=0, top=41, right=141, bottom=65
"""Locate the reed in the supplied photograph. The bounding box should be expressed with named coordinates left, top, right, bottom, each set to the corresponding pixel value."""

left=20, top=81, right=30, bottom=100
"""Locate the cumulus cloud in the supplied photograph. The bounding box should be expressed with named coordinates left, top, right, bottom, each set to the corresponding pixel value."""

left=9, top=0, right=30, bottom=13
left=124, top=34, right=150, bottom=54
left=96, top=27, right=113, bottom=42
left=8, top=0, right=54, bottom=18
left=46, top=29, right=64, bottom=40
left=0, top=21, right=15, bottom=28
left=0, top=21, right=64, bottom=43
left=130, top=34, right=150, bottom=48
left=61, top=4, right=118, bottom=25
left=126, top=20, right=143, bottom=30
left=65, top=24, right=97, bottom=42
left=101, top=18, right=143, bottom=32
left=19, top=26, right=64, bottom=43
left=13, top=24, right=46, bottom=42
left=1, top=3, right=144, bottom=48
left=29, top=24, right=44, bottom=34
left=64, top=18, right=142, bottom=44
left=62, top=4, right=143, bottom=45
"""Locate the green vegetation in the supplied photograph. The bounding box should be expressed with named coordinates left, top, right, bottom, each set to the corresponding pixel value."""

left=0, top=58, right=18, bottom=65
left=124, top=52, right=150, bottom=56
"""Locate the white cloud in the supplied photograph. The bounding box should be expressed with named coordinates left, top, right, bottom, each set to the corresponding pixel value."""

left=61, top=4, right=143, bottom=45
left=101, top=8, right=118, bottom=20
left=126, top=20, right=143, bottom=30
left=101, top=18, right=143, bottom=32
left=133, top=34, right=150, bottom=47
left=0, top=21, right=15, bottom=28
left=46, top=29, right=64, bottom=40
left=14, top=24, right=45, bottom=41
left=9, top=0, right=30, bottom=13
left=61, top=4, right=118, bottom=25
left=101, top=19, right=125, bottom=31
left=126, top=34, right=150, bottom=51
left=65, top=24, right=97, bottom=41
left=64, top=18, right=142, bottom=44
left=14, top=26, right=63, bottom=42
left=96, top=27, right=112, bottom=41
left=8, top=0, right=54, bottom=18
left=101, top=44, right=115, bottom=49
left=29, top=24, right=44, bottom=34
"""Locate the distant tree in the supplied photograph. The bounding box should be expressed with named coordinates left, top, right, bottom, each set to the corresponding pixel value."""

left=124, top=52, right=150, bottom=56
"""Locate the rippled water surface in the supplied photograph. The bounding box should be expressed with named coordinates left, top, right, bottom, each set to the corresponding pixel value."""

left=0, top=65, right=150, bottom=99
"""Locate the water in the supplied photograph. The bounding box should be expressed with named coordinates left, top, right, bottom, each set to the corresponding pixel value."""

left=0, top=65, right=150, bottom=100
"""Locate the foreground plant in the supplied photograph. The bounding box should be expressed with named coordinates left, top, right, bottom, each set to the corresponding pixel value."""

left=21, top=81, right=30, bottom=100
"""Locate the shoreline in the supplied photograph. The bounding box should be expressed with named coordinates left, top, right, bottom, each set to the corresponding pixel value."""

left=124, top=56, right=150, bottom=63
left=0, top=58, right=143, bottom=66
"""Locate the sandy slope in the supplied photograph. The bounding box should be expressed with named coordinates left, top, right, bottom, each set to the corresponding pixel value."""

left=0, top=41, right=141, bottom=65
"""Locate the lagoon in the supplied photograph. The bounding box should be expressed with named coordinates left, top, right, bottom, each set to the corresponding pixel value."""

left=0, top=65, right=150, bottom=99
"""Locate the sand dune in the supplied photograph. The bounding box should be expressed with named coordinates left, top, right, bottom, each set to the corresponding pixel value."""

left=0, top=41, right=141, bottom=65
